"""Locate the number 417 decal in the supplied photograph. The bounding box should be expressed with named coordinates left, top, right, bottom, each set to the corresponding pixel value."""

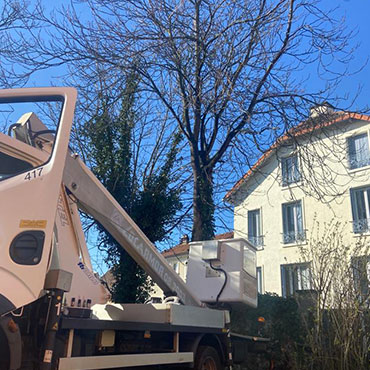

left=24, top=167, right=44, bottom=181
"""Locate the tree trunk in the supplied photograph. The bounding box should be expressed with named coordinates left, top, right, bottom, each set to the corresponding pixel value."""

left=191, top=164, right=215, bottom=241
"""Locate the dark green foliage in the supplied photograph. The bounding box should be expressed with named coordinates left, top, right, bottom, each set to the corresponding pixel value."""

left=133, top=131, right=182, bottom=243
left=231, top=293, right=302, bottom=340
left=193, top=169, right=215, bottom=241
left=84, top=74, right=182, bottom=303
left=231, top=293, right=370, bottom=370
left=231, top=293, right=305, bottom=370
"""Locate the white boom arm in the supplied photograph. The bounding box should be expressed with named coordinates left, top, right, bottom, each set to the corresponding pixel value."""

left=63, top=152, right=202, bottom=308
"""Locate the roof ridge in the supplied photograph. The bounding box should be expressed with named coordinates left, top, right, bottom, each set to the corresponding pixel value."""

left=225, top=112, right=370, bottom=200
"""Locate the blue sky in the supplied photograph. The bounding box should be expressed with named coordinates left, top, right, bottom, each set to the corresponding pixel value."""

left=25, top=0, right=370, bottom=111
left=324, top=0, right=370, bottom=112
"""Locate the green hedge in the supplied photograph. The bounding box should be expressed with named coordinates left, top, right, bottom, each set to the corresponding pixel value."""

left=230, top=293, right=305, bottom=369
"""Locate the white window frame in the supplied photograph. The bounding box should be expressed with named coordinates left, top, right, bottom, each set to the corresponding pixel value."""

left=256, top=266, right=263, bottom=294
left=281, top=154, right=301, bottom=186
left=247, top=208, right=263, bottom=248
left=350, top=186, right=370, bottom=233
left=281, top=263, right=312, bottom=297
left=347, top=132, right=370, bottom=170
left=173, top=262, right=180, bottom=274
left=282, top=200, right=305, bottom=244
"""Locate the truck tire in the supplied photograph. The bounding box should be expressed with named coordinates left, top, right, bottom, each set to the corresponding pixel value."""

left=194, top=346, right=222, bottom=370
left=0, top=326, right=9, bottom=370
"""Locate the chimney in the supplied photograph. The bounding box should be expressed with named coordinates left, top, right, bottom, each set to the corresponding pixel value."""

left=309, top=102, right=335, bottom=118
left=180, top=234, right=189, bottom=244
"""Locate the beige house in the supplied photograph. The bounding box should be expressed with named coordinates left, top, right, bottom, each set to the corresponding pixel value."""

left=225, top=106, right=370, bottom=297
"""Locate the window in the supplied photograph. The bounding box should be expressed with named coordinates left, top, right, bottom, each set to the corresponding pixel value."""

left=0, top=97, right=64, bottom=182
left=184, top=262, right=188, bottom=282
left=281, top=155, right=300, bottom=186
left=282, top=201, right=305, bottom=244
left=348, top=133, right=370, bottom=170
left=350, top=186, right=370, bottom=233
left=0, top=151, right=33, bottom=180
left=281, top=263, right=311, bottom=297
left=352, top=256, right=370, bottom=300
left=248, top=209, right=263, bottom=248
left=173, top=262, right=179, bottom=273
left=257, top=267, right=263, bottom=294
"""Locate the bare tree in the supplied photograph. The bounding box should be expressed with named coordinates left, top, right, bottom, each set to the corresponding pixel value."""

left=298, top=219, right=370, bottom=370
left=0, top=1, right=32, bottom=86
left=74, top=68, right=192, bottom=258
left=0, top=0, right=357, bottom=240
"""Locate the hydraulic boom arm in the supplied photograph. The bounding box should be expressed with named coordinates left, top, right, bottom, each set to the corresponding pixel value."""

left=63, top=152, right=202, bottom=307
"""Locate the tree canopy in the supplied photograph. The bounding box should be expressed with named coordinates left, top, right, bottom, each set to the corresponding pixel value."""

left=0, top=0, right=358, bottom=240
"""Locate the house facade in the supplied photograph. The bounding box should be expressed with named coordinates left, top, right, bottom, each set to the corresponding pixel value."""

left=225, top=108, right=370, bottom=297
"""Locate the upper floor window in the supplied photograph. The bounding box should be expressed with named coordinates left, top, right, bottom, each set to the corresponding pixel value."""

left=281, top=263, right=312, bottom=297
left=281, top=155, right=300, bottom=186
left=348, top=133, right=370, bottom=170
left=248, top=209, right=263, bottom=248
left=173, top=262, right=180, bottom=274
left=282, top=201, right=305, bottom=244
left=350, top=186, right=370, bottom=234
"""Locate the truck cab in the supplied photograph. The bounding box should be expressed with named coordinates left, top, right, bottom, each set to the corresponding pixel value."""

left=0, top=88, right=264, bottom=370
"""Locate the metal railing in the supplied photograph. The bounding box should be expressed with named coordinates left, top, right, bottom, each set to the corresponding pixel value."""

left=349, top=155, right=370, bottom=170
left=248, top=235, right=264, bottom=248
left=282, top=230, right=306, bottom=244
left=353, top=218, right=370, bottom=234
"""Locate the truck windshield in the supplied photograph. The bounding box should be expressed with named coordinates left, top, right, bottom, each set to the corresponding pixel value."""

left=0, top=98, right=63, bottom=181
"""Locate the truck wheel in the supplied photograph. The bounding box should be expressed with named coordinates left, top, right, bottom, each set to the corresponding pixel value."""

left=194, top=346, right=222, bottom=370
left=0, top=327, right=9, bottom=370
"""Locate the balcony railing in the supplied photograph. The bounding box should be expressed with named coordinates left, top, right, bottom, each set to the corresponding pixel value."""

left=353, top=218, right=370, bottom=234
left=282, top=230, right=306, bottom=244
left=349, top=155, right=370, bottom=170
left=248, top=235, right=264, bottom=249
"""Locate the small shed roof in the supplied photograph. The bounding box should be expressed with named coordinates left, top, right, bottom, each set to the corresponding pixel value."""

left=161, top=231, right=234, bottom=258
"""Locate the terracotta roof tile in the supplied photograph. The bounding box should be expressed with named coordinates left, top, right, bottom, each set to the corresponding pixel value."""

left=161, top=231, right=234, bottom=258
left=162, top=242, right=190, bottom=257
left=224, top=112, right=370, bottom=201
left=215, top=231, right=234, bottom=240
